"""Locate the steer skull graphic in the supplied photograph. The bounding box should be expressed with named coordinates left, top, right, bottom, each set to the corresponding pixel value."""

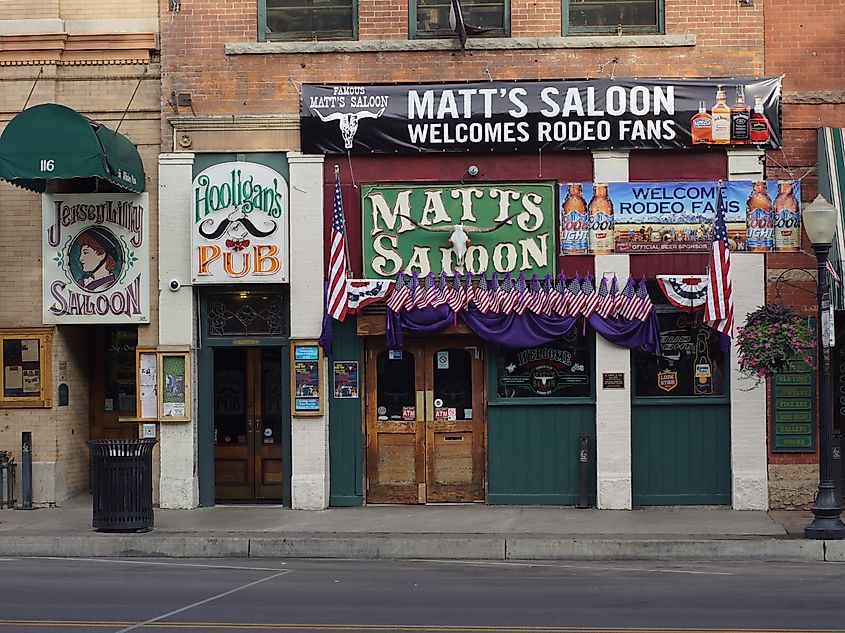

left=399, top=214, right=516, bottom=271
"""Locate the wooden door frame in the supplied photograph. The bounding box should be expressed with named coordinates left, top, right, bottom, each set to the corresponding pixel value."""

left=364, top=335, right=487, bottom=504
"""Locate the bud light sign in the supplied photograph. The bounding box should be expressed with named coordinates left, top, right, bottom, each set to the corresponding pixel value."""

left=558, top=180, right=801, bottom=255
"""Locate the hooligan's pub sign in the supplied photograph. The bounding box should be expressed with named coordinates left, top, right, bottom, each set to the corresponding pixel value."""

left=191, top=161, right=289, bottom=283
left=362, top=182, right=555, bottom=278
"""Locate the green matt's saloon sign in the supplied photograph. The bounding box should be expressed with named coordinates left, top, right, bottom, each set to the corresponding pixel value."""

left=362, top=182, right=555, bottom=278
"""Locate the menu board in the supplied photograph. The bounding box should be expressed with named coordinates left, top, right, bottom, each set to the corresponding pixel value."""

left=771, top=355, right=816, bottom=452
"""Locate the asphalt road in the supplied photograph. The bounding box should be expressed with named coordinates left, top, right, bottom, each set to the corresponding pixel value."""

left=1, top=557, right=844, bottom=632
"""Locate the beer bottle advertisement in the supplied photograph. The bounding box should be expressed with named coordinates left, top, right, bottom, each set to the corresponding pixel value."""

left=587, top=183, right=615, bottom=255
left=773, top=180, right=802, bottom=252
left=558, top=180, right=801, bottom=255
left=559, top=183, right=589, bottom=255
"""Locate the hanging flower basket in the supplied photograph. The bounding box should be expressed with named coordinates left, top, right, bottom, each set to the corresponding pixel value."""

left=736, top=304, right=815, bottom=385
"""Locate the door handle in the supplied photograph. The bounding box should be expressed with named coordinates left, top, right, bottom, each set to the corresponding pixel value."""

left=425, top=390, right=434, bottom=415
left=415, top=391, right=424, bottom=420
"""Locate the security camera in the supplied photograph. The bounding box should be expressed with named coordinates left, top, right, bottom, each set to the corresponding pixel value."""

left=467, top=165, right=479, bottom=176
left=169, top=279, right=181, bottom=292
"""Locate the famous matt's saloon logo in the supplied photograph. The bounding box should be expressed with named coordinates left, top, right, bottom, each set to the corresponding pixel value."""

left=306, top=86, right=389, bottom=150
left=191, top=161, right=289, bottom=283
left=42, top=193, right=150, bottom=324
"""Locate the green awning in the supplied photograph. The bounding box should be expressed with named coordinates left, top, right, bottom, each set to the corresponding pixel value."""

left=819, top=127, right=845, bottom=309
left=0, top=103, right=145, bottom=194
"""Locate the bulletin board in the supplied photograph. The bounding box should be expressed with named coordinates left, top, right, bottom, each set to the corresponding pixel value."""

left=291, top=340, right=323, bottom=416
left=159, top=352, right=190, bottom=421
left=136, top=348, right=158, bottom=420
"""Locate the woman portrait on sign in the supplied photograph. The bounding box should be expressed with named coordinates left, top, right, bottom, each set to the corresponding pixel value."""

left=72, top=227, right=121, bottom=292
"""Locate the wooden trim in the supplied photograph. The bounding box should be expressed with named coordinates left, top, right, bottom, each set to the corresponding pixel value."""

left=356, top=313, right=472, bottom=337
left=0, top=327, right=53, bottom=409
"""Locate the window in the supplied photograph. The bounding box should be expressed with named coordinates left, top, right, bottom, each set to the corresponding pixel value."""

left=494, top=330, right=591, bottom=400
left=413, top=0, right=508, bottom=39
left=632, top=281, right=727, bottom=398
left=0, top=329, right=52, bottom=408
left=262, top=0, right=356, bottom=41
left=566, top=0, right=661, bottom=34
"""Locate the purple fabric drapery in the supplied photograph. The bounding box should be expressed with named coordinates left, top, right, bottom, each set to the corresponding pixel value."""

left=460, top=306, right=579, bottom=348
left=587, top=312, right=662, bottom=357
left=386, top=304, right=455, bottom=347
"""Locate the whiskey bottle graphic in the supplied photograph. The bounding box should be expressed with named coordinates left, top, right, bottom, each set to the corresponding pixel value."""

left=711, top=85, right=731, bottom=144
left=561, top=183, right=589, bottom=255
left=588, top=183, right=614, bottom=255
left=730, top=86, right=751, bottom=144
left=690, top=100, right=712, bottom=145
left=749, top=97, right=771, bottom=146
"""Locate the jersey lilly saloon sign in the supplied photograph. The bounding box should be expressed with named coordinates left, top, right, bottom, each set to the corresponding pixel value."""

left=42, top=193, right=150, bottom=324
left=301, top=77, right=782, bottom=154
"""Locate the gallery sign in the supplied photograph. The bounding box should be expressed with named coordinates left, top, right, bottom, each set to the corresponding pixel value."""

left=361, top=182, right=555, bottom=278
left=191, top=161, right=289, bottom=284
left=300, top=77, right=782, bottom=154
left=559, top=180, right=801, bottom=255
left=42, top=193, right=150, bottom=324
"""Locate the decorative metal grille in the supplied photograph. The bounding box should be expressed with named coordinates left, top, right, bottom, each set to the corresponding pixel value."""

left=206, top=292, right=288, bottom=337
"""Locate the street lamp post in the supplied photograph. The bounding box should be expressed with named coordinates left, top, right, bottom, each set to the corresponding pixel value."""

left=803, top=194, right=845, bottom=539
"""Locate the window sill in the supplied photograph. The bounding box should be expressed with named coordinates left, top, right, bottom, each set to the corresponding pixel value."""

left=226, top=34, right=695, bottom=55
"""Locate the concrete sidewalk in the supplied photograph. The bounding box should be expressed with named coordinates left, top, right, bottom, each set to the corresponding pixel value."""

left=0, top=496, right=838, bottom=562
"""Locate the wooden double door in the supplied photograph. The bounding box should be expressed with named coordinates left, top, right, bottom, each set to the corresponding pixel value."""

left=366, top=338, right=485, bottom=504
left=214, top=347, right=285, bottom=502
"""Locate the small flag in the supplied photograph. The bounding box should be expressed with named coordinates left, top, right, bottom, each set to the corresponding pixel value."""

left=449, top=0, right=491, bottom=50
left=827, top=259, right=841, bottom=284
left=704, top=184, right=734, bottom=338
left=327, top=167, right=350, bottom=322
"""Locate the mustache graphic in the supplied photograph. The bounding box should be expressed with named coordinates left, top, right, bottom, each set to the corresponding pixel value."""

left=198, top=216, right=277, bottom=240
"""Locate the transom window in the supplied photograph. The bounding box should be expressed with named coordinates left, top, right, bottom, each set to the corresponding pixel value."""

left=262, top=0, right=356, bottom=41
left=413, top=0, right=508, bottom=39
left=566, top=0, right=661, bottom=34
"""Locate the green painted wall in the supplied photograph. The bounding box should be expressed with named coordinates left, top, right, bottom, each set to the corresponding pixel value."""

left=487, top=403, right=596, bottom=504
left=329, top=318, right=364, bottom=506
left=631, top=403, right=731, bottom=505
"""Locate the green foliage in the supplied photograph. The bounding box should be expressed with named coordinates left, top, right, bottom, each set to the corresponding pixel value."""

left=736, top=304, right=815, bottom=385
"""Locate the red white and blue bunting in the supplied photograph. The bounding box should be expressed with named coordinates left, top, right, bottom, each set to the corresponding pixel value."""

left=386, top=271, right=653, bottom=322
left=346, top=279, right=395, bottom=314
left=656, top=275, right=708, bottom=312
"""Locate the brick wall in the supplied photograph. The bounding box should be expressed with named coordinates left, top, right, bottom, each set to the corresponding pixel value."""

left=160, top=0, right=766, bottom=147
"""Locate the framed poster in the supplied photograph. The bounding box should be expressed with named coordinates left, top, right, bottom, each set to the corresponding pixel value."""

left=333, top=361, right=359, bottom=399
left=136, top=348, right=158, bottom=420
left=158, top=351, right=190, bottom=421
left=0, top=329, right=52, bottom=408
left=291, top=341, right=323, bottom=416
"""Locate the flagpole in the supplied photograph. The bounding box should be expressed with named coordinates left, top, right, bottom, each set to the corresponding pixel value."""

left=335, top=164, right=353, bottom=278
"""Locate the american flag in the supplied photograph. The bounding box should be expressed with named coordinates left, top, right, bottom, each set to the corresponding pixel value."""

left=327, top=168, right=349, bottom=322
left=619, top=278, right=637, bottom=321
left=580, top=276, right=599, bottom=319
left=596, top=276, right=613, bottom=319
left=704, top=185, right=734, bottom=337
left=387, top=273, right=411, bottom=312
left=635, top=279, right=653, bottom=321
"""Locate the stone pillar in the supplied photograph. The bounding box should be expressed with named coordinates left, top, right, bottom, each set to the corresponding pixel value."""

left=157, top=153, right=198, bottom=509
left=287, top=152, right=329, bottom=510
left=592, top=150, right=632, bottom=509
left=727, top=151, right=768, bottom=509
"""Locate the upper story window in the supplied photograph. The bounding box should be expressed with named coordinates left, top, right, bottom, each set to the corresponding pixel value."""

left=413, top=0, right=508, bottom=39
left=263, top=0, right=356, bottom=41
left=566, top=0, right=661, bottom=34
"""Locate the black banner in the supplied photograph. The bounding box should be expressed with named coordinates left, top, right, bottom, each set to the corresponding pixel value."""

left=300, top=77, right=782, bottom=154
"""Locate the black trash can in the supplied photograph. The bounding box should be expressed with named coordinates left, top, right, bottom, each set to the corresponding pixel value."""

left=87, top=439, right=157, bottom=532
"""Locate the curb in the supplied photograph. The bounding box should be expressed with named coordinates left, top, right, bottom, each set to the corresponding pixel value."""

left=0, top=535, right=830, bottom=562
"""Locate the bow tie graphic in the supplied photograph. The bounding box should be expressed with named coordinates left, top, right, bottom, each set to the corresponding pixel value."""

left=225, top=238, right=250, bottom=252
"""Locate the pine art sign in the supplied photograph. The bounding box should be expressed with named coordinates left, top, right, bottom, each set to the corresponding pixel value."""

left=301, top=77, right=782, bottom=154
left=191, top=161, right=289, bottom=283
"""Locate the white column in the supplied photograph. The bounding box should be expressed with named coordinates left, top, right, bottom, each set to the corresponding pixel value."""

left=592, top=150, right=632, bottom=509
left=728, top=153, right=768, bottom=510
left=287, top=152, right=328, bottom=510
left=157, top=153, right=199, bottom=509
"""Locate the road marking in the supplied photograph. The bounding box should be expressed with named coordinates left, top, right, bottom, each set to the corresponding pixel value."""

left=0, top=622, right=844, bottom=632
left=114, top=570, right=291, bottom=633
left=416, top=560, right=734, bottom=576
left=35, top=557, right=289, bottom=572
